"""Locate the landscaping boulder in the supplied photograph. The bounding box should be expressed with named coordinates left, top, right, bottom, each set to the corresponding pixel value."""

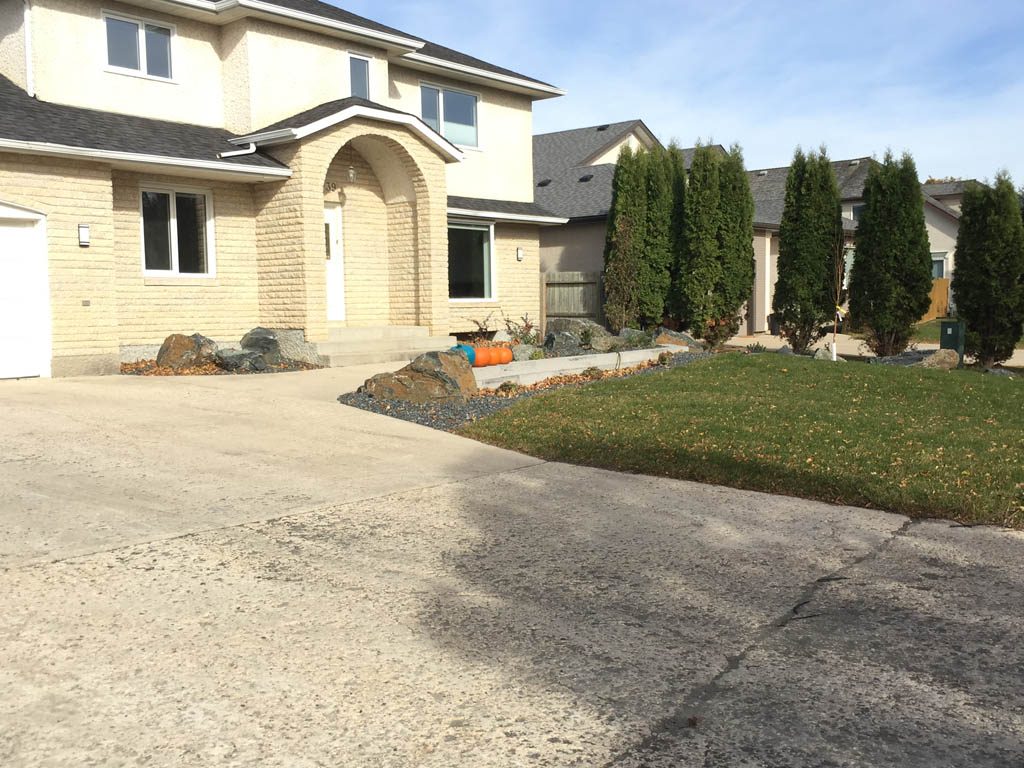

left=270, top=328, right=324, bottom=366
left=777, top=345, right=795, bottom=356
left=812, top=347, right=846, bottom=362
left=156, top=333, right=218, bottom=370
left=512, top=344, right=542, bottom=362
left=655, top=328, right=701, bottom=349
left=916, top=349, right=959, bottom=371
left=215, top=349, right=267, bottom=372
left=589, top=335, right=626, bottom=353
left=359, top=350, right=478, bottom=403
left=618, top=327, right=650, bottom=344
left=240, top=327, right=284, bottom=365
left=492, top=329, right=513, bottom=343
left=985, top=367, right=1014, bottom=378
left=545, top=318, right=611, bottom=341
left=544, top=331, right=584, bottom=356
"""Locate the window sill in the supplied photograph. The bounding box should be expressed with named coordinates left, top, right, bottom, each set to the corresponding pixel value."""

left=449, top=298, right=498, bottom=304
left=105, top=67, right=177, bottom=85
left=143, top=274, right=217, bottom=285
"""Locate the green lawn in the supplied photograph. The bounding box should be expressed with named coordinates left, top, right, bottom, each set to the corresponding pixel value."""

left=460, top=355, right=1024, bottom=527
left=913, top=319, right=1024, bottom=348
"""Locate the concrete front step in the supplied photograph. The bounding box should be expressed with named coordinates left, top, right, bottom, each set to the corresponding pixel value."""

left=326, top=325, right=432, bottom=343
left=317, top=333, right=457, bottom=368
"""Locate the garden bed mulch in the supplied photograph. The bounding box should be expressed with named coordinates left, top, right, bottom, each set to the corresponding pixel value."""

left=337, top=351, right=713, bottom=432
left=121, top=359, right=323, bottom=376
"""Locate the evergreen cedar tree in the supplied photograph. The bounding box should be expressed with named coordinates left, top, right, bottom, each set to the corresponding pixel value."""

left=772, top=147, right=844, bottom=354
left=952, top=173, right=1024, bottom=367
left=674, top=143, right=755, bottom=347
left=603, top=145, right=647, bottom=331
left=639, top=146, right=673, bottom=326
left=848, top=151, right=933, bottom=357
left=667, top=144, right=688, bottom=321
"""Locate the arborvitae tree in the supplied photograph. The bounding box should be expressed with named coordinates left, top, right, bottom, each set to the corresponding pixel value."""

left=712, top=144, right=756, bottom=346
left=603, top=146, right=647, bottom=331
left=849, top=151, right=933, bottom=356
left=952, top=173, right=1024, bottom=367
left=773, top=147, right=843, bottom=353
left=638, top=146, right=673, bottom=325
left=675, top=143, right=722, bottom=336
left=666, top=143, right=688, bottom=323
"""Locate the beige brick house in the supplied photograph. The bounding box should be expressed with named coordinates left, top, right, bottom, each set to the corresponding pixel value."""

left=0, top=0, right=565, bottom=377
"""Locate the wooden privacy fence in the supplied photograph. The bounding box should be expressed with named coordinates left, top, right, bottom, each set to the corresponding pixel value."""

left=542, top=271, right=604, bottom=331
left=923, top=278, right=951, bottom=322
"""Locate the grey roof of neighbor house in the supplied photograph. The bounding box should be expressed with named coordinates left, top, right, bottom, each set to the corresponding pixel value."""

left=749, top=158, right=872, bottom=232
left=259, top=0, right=557, bottom=89
left=448, top=196, right=560, bottom=219
left=532, top=122, right=714, bottom=221
left=0, top=75, right=285, bottom=170
left=921, top=180, right=974, bottom=197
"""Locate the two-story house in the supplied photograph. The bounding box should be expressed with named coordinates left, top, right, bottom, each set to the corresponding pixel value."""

left=0, top=0, right=565, bottom=377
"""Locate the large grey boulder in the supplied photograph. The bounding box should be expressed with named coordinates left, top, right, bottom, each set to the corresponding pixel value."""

left=270, top=328, right=325, bottom=366
left=512, top=344, right=542, bottom=362
left=156, top=333, right=218, bottom=370
left=543, top=331, right=584, bottom=356
left=545, top=318, right=611, bottom=341
left=654, top=328, right=701, bottom=349
left=590, top=335, right=626, bottom=353
left=359, top=351, right=478, bottom=403
left=777, top=345, right=795, bottom=356
left=618, top=328, right=653, bottom=348
left=240, top=327, right=283, bottom=364
left=215, top=349, right=267, bottom=372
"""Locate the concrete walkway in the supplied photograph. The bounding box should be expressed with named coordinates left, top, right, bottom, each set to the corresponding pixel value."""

left=729, top=331, right=1024, bottom=366
left=1, top=369, right=1022, bottom=766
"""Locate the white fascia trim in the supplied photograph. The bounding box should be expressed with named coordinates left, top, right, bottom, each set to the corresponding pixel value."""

left=0, top=138, right=292, bottom=179
left=447, top=207, right=568, bottom=226
left=225, top=0, right=423, bottom=51
left=402, top=52, right=564, bottom=98
left=232, top=104, right=465, bottom=163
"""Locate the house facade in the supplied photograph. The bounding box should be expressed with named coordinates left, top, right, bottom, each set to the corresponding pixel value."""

left=0, top=0, right=564, bottom=377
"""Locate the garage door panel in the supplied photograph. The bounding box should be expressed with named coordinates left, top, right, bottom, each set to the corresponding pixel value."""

left=0, top=218, right=49, bottom=379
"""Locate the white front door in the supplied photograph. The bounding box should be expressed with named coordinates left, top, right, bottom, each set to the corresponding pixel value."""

left=324, top=202, right=346, bottom=321
left=0, top=211, right=50, bottom=379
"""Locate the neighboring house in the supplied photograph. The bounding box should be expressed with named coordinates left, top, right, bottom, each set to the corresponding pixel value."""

left=533, top=120, right=666, bottom=273
left=0, top=0, right=565, bottom=378
left=747, top=158, right=964, bottom=334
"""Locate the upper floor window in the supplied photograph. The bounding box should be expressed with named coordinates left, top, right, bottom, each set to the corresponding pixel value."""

left=349, top=55, right=370, bottom=100
left=105, top=12, right=173, bottom=79
left=852, top=203, right=867, bottom=222
left=421, top=85, right=478, bottom=147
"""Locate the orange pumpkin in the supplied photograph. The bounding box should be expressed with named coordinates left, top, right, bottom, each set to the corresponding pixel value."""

left=497, top=347, right=513, bottom=364
left=473, top=347, right=492, bottom=367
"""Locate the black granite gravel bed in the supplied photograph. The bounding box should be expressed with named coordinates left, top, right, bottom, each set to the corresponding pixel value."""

left=338, top=351, right=712, bottom=432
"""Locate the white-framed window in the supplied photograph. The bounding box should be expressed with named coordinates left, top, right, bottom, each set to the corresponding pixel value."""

left=852, top=203, right=867, bottom=222
left=448, top=222, right=494, bottom=300
left=931, top=252, right=947, bottom=279
left=103, top=11, right=174, bottom=80
left=421, top=84, right=478, bottom=147
left=140, top=186, right=215, bottom=276
left=349, top=54, right=370, bottom=100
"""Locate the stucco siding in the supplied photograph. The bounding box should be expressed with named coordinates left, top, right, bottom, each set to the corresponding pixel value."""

left=448, top=224, right=540, bottom=333
left=0, top=3, right=27, bottom=90
left=0, top=152, right=119, bottom=374
left=390, top=65, right=534, bottom=203
left=539, top=220, right=606, bottom=273
left=111, top=171, right=260, bottom=346
left=30, top=0, right=225, bottom=126
left=925, top=206, right=959, bottom=274
left=588, top=132, right=648, bottom=166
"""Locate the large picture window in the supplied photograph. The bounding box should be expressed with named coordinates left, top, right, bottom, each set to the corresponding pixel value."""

left=448, top=224, right=492, bottom=300
left=141, top=188, right=213, bottom=275
left=104, top=13, right=173, bottom=79
left=421, top=85, right=478, bottom=147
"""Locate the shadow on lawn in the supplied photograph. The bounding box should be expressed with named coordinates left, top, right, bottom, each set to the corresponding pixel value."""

left=416, top=460, right=1024, bottom=766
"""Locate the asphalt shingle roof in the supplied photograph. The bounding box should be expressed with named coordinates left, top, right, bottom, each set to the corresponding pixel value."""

left=921, top=180, right=972, bottom=197
left=0, top=75, right=285, bottom=170
left=248, top=96, right=404, bottom=134
left=748, top=158, right=873, bottom=230
left=533, top=163, right=618, bottom=220
left=533, top=121, right=648, bottom=174
left=259, top=0, right=556, bottom=89
left=448, top=196, right=559, bottom=219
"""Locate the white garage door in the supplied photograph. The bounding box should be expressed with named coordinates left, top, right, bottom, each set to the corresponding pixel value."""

left=0, top=207, right=50, bottom=379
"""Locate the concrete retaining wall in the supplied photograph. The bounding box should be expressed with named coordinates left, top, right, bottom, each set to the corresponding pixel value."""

left=473, top=346, right=682, bottom=388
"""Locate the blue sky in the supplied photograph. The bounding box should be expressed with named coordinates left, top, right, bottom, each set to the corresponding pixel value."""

left=335, top=0, right=1024, bottom=182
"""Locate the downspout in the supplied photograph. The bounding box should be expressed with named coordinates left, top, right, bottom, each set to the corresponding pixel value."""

left=217, top=142, right=257, bottom=159
left=23, top=0, right=34, bottom=97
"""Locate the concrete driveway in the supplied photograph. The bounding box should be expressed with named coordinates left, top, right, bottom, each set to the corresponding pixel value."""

left=1, top=369, right=1022, bottom=767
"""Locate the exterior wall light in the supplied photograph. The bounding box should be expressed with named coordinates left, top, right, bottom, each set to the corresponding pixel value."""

left=78, top=224, right=90, bottom=247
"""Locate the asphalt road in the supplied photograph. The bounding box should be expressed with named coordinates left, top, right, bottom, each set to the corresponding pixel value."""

left=1, top=369, right=1022, bottom=767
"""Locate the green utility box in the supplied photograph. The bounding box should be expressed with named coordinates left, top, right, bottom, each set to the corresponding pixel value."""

left=939, top=318, right=966, bottom=367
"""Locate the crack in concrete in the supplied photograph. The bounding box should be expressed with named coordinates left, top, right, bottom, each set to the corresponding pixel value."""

left=602, top=516, right=921, bottom=766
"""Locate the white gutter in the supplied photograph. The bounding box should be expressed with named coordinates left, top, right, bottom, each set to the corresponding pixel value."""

left=0, top=138, right=292, bottom=180
left=217, top=142, right=257, bottom=159
left=23, top=0, right=34, bottom=97
left=447, top=207, right=568, bottom=226
left=401, top=52, right=565, bottom=98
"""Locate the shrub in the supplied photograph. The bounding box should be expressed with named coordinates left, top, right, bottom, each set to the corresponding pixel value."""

left=953, top=173, right=1024, bottom=367
left=639, top=146, right=673, bottom=325
left=502, top=313, right=540, bottom=346
left=849, top=152, right=933, bottom=357
left=746, top=342, right=768, bottom=354
left=604, top=146, right=647, bottom=331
